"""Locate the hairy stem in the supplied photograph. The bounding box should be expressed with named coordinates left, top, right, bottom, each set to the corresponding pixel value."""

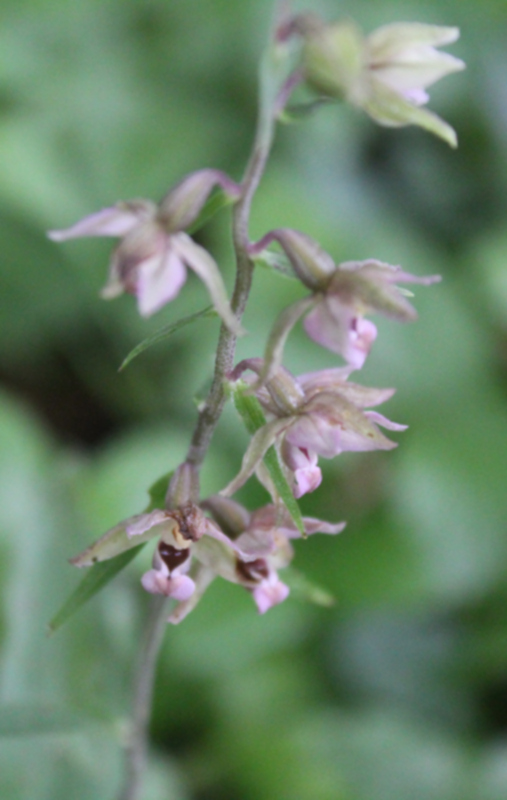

left=117, top=596, right=170, bottom=800
left=185, top=71, right=276, bottom=469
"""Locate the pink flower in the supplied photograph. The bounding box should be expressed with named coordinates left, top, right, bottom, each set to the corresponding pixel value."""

left=303, top=257, right=439, bottom=368
left=224, top=360, right=405, bottom=498
left=200, top=496, right=345, bottom=616
left=250, top=228, right=440, bottom=377
left=48, top=169, right=242, bottom=333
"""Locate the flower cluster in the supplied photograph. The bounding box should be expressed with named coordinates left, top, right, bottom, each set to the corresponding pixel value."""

left=58, top=9, right=462, bottom=626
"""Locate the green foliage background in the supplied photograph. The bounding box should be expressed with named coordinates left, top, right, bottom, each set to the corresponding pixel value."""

left=2, top=1, right=507, bottom=798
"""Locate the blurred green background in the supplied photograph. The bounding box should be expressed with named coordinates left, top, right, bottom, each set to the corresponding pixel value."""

left=2, top=0, right=507, bottom=798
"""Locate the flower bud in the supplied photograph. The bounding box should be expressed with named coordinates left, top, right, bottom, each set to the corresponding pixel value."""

left=300, top=17, right=465, bottom=146
left=302, top=19, right=365, bottom=103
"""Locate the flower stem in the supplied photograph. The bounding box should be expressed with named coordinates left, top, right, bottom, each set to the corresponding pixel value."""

left=117, top=596, right=170, bottom=800
left=185, top=50, right=277, bottom=469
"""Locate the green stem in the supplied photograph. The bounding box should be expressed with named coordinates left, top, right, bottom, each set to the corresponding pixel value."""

left=117, top=596, right=170, bottom=800
left=185, top=44, right=278, bottom=469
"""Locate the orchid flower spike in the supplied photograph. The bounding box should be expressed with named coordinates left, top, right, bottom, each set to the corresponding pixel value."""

left=251, top=228, right=440, bottom=378
left=224, top=359, right=404, bottom=499
left=298, top=16, right=465, bottom=146
left=48, top=169, right=243, bottom=333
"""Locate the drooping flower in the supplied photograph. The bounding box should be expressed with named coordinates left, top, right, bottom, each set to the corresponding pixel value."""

left=71, top=492, right=344, bottom=623
left=48, top=169, right=243, bottom=332
left=250, top=228, right=440, bottom=379
left=299, top=16, right=465, bottom=146
left=223, top=359, right=404, bottom=499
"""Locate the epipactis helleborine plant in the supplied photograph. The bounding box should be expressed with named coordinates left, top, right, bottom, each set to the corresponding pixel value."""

left=52, top=7, right=464, bottom=628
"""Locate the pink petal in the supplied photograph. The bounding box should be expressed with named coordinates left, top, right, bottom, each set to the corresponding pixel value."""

left=304, top=299, right=378, bottom=368
left=285, top=414, right=343, bottom=459
left=48, top=205, right=148, bottom=241
left=303, top=299, right=350, bottom=355
left=364, top=411, right=408, bottom=431
left=297, top=367, right=353, bottom=394
left=281, top=442, right=323, bottom=497
left=141, top=569, right=195, bottom=600
left=401, top=87, right=430, bottom=105
left=344, top=317, right=378, bottom=368
left=293, top=464, right=323, bottom=498
left=252, top=578, right=290, bottom=614
left=135, top=242, right=187, bottom=317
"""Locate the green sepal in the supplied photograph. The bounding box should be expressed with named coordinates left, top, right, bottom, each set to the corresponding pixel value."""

left=283, top=567, right=335, bottom=607
left=119, top=306, right=216, bottom=371
left=279, top=97, right=335, bottom=123
left=230, top=381, right=305, bottom=537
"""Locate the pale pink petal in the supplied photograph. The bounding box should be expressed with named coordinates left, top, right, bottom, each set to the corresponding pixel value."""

left=297, top=367, right=354, bottom=394
left=401, top=87, right=429, bottom=105
left=48, top=206, right=147, bottom=241
left=166, top=574, right=196, bottom=601
left=343, top=317, right=378, bottom=369
left=141, top=569, right=195, bottom=600
left=387, top=269, right=441, bottom=286
left=281, top=441, right=322, bottom=497
left=135, top=243, right=187, bottom=317
left=301, top=517, right=347, bottom=535
left=141, top=568, right=168, bottom=595
left=364, top=411, right=408, bottom=431
left=293, top=465, right=323, bottom=498
left=304, top=298, right=377, bottom=368
left=285, top=414, right=343, bottom=459
left=252, top=578, right=290, bottom=614
left=303, top=299, right=351, bottom=355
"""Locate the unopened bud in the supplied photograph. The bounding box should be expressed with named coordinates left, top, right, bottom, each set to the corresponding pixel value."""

left=300, top=17, right=465, bottom=147
left=302, top=20, right=365, bottom=103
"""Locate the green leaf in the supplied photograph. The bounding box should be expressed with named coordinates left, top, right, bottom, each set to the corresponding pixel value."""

left=186, top=190, right=236, bottom=234
left=0, top=705, right=85, bottom=737
left=119, top=306, right=216, bottom=371
left=49, top=471, right=174, bottom=634
left=147, top=471, right=173, bottom=510
left=48, top=544, right=146, bottom=635
left=231, top=382, right=305, bottom=536
left=283, top=567, right=335, bottom=607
